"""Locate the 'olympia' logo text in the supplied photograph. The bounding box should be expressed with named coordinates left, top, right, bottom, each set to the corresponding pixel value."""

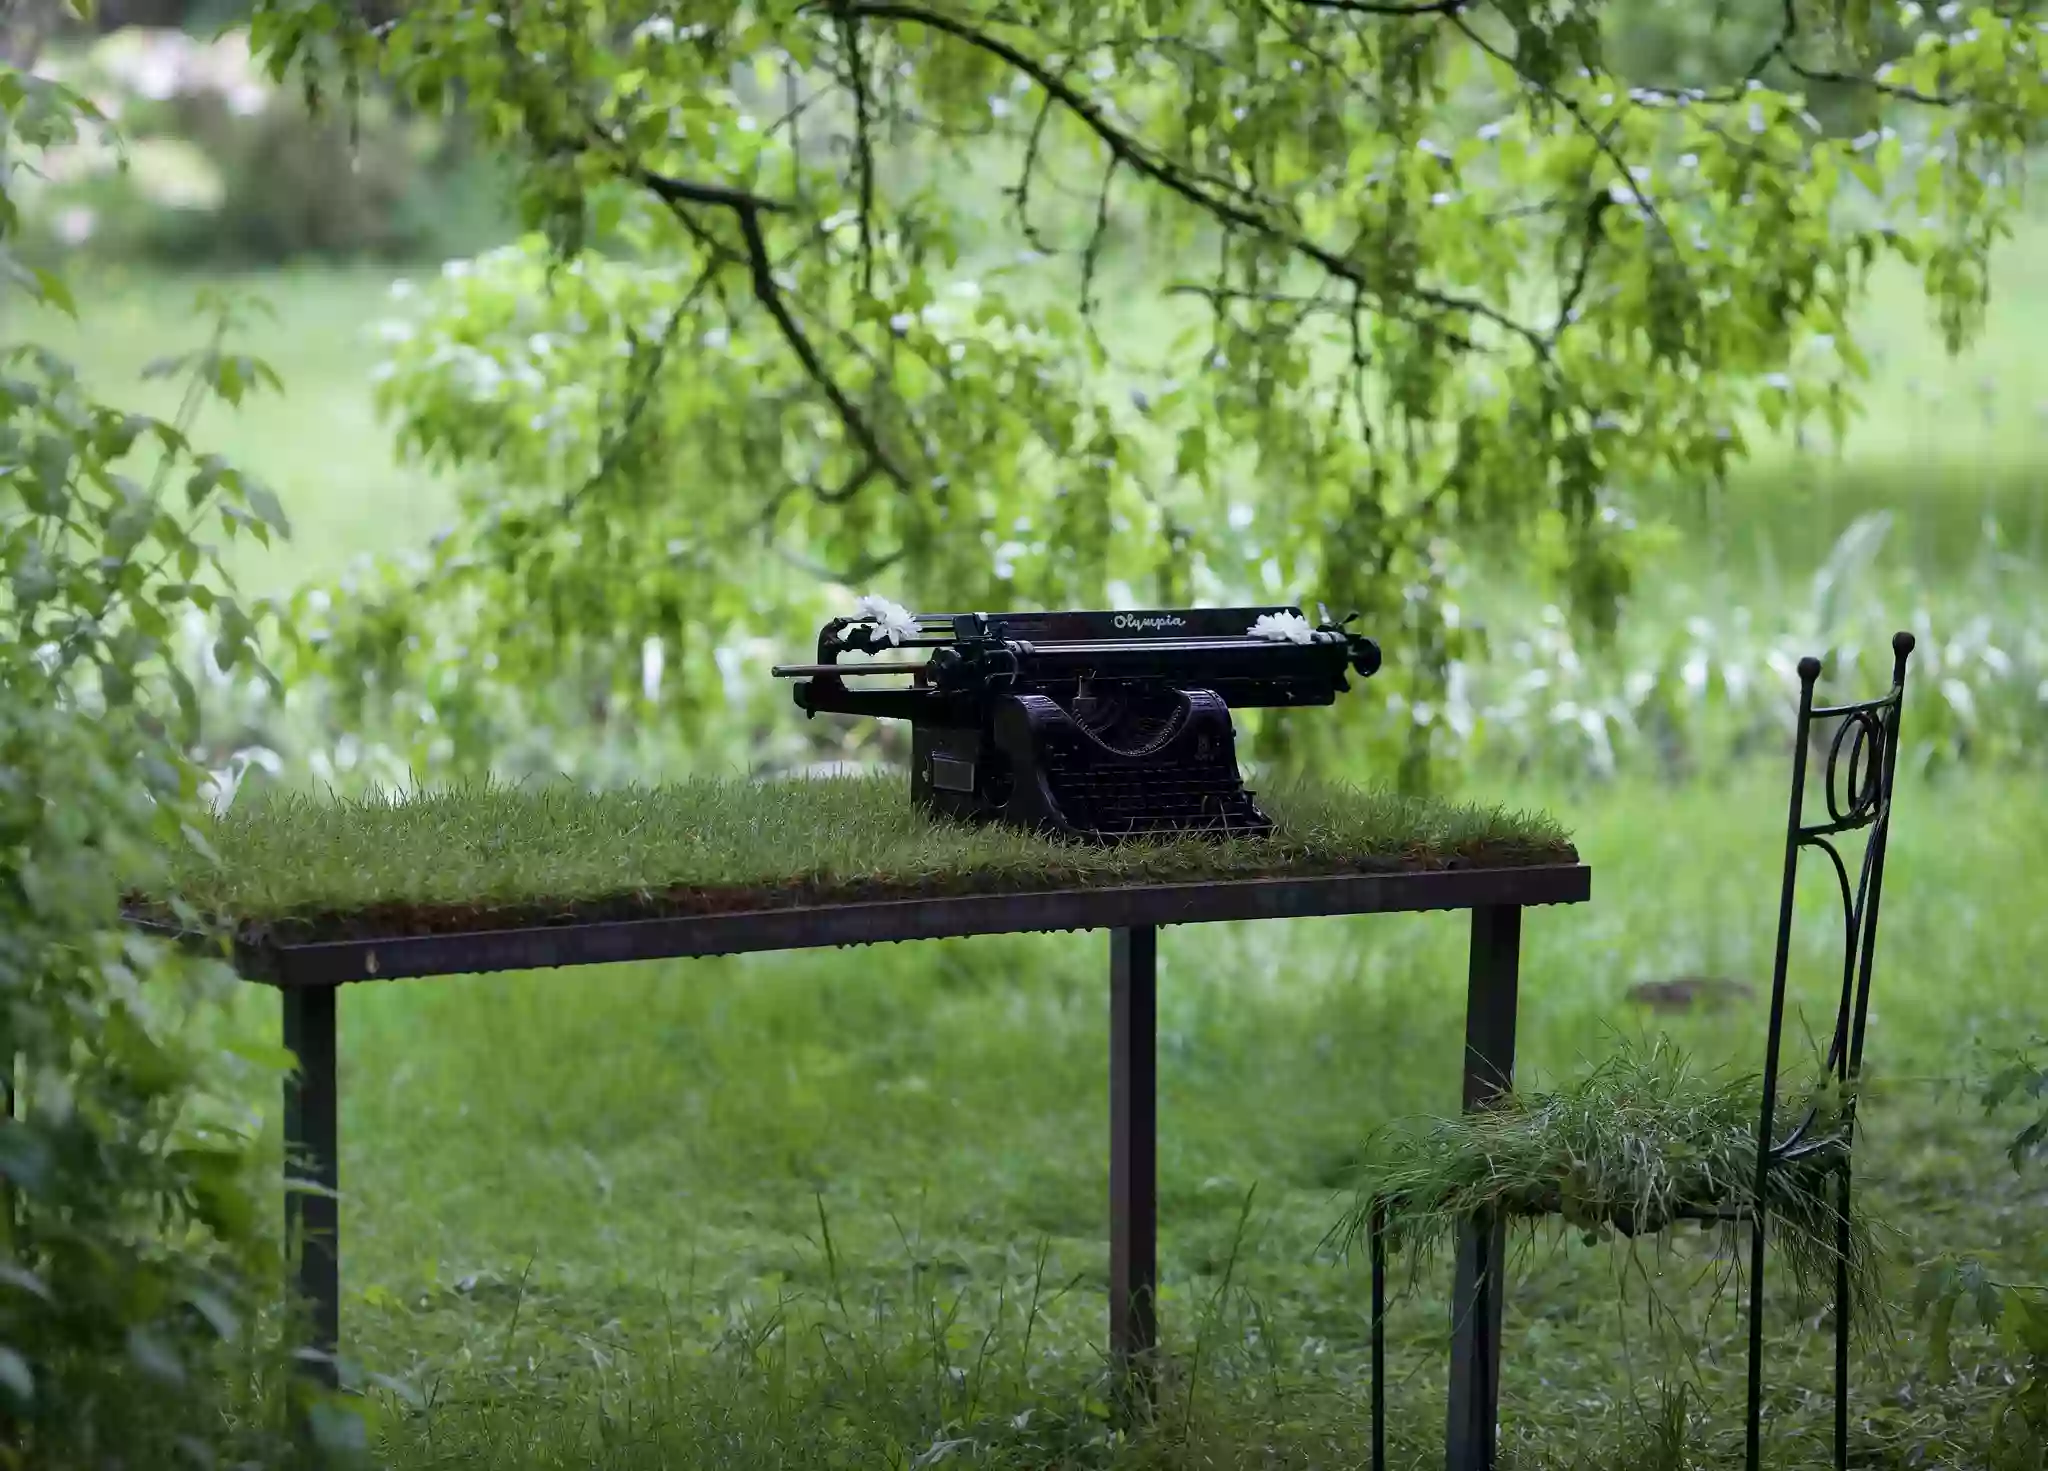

left=1113, top=613, right=1188, bottom=631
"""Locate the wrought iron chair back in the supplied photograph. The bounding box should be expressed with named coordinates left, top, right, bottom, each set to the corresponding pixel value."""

left=1744, top=629, right=1915, bottom=1471
left=1360, top=631, right=1916, bottom=1471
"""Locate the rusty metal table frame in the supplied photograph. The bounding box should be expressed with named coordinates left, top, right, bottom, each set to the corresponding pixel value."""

left=197, top=862, right=1591, bottom=1471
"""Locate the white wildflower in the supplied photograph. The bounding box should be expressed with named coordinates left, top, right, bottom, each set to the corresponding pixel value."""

left=852, top=594, right=920, bottom=645
left=641, top=636, right=665, bottom=701
left=197, top=746, right=282, bottom=816
left=1247, top=611, right=1315, bottom=644
left=54, top=206, right=96, bottom=245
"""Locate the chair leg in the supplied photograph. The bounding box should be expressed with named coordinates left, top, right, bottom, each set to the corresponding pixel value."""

left=1834, top=1162, right=1852, bottom=1471
left=1744, top=1213, right=1767, bottom=1471
left=1371, top=1199, right=1387, bottom=1471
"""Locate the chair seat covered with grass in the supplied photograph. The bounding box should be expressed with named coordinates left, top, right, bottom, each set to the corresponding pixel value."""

left=1347, top=632, right=1915, bottom=1471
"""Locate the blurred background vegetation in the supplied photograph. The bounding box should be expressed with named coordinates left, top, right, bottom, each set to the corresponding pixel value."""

left=10, top=0, right=2047, bottom=793
left=3, top=1, right=514, bottom=267
left=3, top=0, right=2046, bottom=1465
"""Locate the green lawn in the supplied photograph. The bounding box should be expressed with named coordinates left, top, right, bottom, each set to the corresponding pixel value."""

left=267, top=768, right=2042, bottom=1469
left=20, top=264, right=454, bottom=596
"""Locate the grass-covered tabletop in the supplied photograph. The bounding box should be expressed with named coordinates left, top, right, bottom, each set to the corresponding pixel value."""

left=132, top=774, right=1579, bottom=956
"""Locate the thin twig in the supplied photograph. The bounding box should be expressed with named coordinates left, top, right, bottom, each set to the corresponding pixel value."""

left=633, top=168, right=789, bottom=215
left=1284, top=0, right=1468, bottom=14
left=731, top=202, right=907, bottom=489
left=833, top=0, right=880, bottom=296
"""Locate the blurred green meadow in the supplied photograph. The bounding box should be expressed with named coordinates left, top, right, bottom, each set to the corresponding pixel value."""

left=34, top=213, right=2048, bottom=1465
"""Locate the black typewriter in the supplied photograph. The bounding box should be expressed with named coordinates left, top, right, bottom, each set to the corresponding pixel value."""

left=771, top=603, right=1382, bottom=842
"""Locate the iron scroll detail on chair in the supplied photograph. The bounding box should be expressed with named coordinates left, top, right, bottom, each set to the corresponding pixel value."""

left=1355, top=631, right=1915, bottom=1471
left=1746, top=630, right=1915, bottom=1471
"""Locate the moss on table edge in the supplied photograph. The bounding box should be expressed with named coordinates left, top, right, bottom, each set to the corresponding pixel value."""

left=127, top=844, right=1581, bottom=948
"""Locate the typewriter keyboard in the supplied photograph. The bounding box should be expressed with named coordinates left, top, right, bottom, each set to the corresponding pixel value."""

left=1043, top=753, right=1272, bottom=838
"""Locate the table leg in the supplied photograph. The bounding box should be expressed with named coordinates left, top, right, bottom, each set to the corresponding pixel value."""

left=1446, top=905, right=1522, bottom=1471
left=282, top=984, right=340, bottom=1385
left=1110, top=925, right=1158, bottom=1413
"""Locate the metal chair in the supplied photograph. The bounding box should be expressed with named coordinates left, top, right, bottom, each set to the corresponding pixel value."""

left=1357, top=631, right=1916, bottom=1471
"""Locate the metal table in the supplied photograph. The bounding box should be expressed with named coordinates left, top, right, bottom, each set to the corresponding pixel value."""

left=186, top=860, right=1591, bottom=1470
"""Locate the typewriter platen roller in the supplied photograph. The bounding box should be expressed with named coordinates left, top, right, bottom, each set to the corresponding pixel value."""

left=771, top=605, right=1382, bottom=843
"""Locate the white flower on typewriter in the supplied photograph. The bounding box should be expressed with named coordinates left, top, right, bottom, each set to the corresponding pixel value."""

left=851, top=594, right=920, bottom=645
left=1247, top=611, right=1316, bottom=644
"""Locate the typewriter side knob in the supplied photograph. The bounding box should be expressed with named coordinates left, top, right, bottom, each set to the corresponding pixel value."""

left=1349, top=636, right=1383, bottom=679
left=929, top=645, right=967, bottom=689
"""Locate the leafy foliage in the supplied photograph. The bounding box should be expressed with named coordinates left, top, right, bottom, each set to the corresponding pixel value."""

left=245, top=0, right=2045, bottom=786
left=1912, top=1038, right=2048, bottom=1467
left=1984, top=1037, right=2048, bottom=1175
left=0, top=50, right=344, bottom=1466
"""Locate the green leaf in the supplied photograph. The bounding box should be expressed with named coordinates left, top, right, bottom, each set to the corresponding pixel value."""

left=168, top=664, right=202, bottom=740
left=0, top=1265, right=51, bottom=1302
left=0, top=1346, right=32, bottom=1405
left=186, top=1286, right=242, bottom=1342
left=175, top=1147, right=258, bottom=1242
left=127, top=1326, right=187, bottom=1386
left=32, top=269, right=76, bottom=318
left=186, top=458, right=231, bottom=509
left=141, top=352, right=196, bottom=382
left=245, top=482, right=293, bottom=538
left=307, top=1400, right=371, bottom=1456
left=1929, top=1286, right=1959, bottom=1379
left=0, top=1125, right=53, bottom=1193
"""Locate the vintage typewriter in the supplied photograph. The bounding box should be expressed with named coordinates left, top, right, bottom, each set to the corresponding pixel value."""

left=770, top=603, right=1382, bottom=842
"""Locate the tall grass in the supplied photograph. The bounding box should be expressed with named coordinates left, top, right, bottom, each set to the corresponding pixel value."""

left=1335, top=1040, right=1880, bottom=1323
left=1418, top=509, right=2046, bottom=781
left=179, top=503, right=2046, bottom=806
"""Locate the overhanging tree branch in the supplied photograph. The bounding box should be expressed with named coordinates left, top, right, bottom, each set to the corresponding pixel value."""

left=836, top=0, right=1553, bottom=357
left=1285, top=0, right=1468, bottom=14
left=1782, top=60, right=1966, bottom=107
left=602, top=163, right=908, bottom=493
left=830, top=0, right=881, bottom=296
left=631, top=167, right=790, bottom=217
left=482, top=0, right=913, bottom=510
left=731, top=201, right=909, bottom=492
